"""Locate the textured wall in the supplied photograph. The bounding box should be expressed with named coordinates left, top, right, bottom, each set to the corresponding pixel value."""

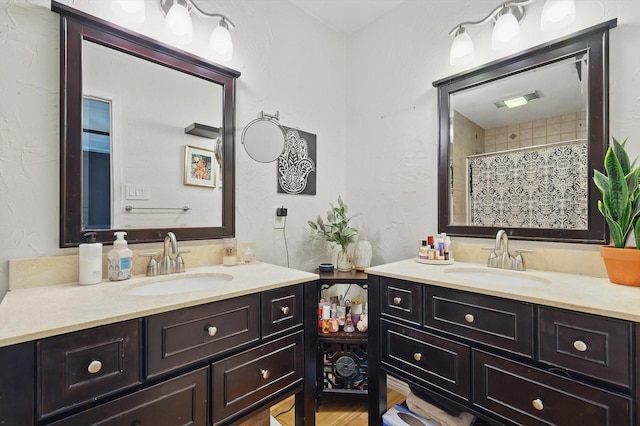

left=345, top=0, right=640, bottom=265
left=1, top=0, right=639, bottom=301
left=0, top=0, right=347, bottom=299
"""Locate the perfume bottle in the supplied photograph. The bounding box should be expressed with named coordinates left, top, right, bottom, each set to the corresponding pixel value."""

left=343, top=313, right=355, bottom=333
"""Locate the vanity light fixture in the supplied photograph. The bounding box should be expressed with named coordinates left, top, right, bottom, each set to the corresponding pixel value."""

left=448, top=0, right=576, bottom=65
left=159, top=0, right=235, bottom=60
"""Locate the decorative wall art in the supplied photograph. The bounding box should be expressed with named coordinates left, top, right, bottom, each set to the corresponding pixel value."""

left=184, top=145, right=216, bottom=188
left=469, top=142, right=588, bottom=229
left=277, top=127, right=316, bottom=195
left=214, top=136, right=223, bottom=187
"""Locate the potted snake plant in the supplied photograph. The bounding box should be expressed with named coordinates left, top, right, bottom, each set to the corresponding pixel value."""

left=593, top=137, right=640, bottom=286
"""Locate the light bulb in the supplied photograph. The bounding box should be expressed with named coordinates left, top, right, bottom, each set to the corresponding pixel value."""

left=450, top=29, right=474, bottom=66
left=111, top=0, right=145, bottom=24
left=541, top=0, right=576, bottom=32
left=209, top=22, right=233, bottom=61
left=492, top=12, right=520, bottom=51
left=165, top=3, right=193, bottom=44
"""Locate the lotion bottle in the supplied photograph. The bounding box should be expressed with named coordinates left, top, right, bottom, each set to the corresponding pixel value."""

left=79, top=232, right=102, bottom=285
left=108, top=231, right=133, bottom=281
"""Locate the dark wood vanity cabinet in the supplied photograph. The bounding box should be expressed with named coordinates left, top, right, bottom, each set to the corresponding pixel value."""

left=0, top=282, right=315, bottom=426
left=369, top=275, right=638, bottom=426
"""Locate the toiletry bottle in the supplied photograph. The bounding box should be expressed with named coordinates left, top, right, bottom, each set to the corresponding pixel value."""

left=418, top=240, right=429, bottom=259
left=108, top=231, right=133, bottom=281
left=437, top=234, right=446, bottom=260
left=79, top=232, right=102, bottom=285
left=427, top=235, right=436, bottom=260
left=343, top=313, right=355, bottom=333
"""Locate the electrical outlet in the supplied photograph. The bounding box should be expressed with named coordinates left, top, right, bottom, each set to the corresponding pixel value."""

left=274, top=213, right=285, bottom=229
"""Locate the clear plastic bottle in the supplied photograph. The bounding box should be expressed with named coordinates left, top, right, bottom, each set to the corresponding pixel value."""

left=343, top=313, right=355, bottom=333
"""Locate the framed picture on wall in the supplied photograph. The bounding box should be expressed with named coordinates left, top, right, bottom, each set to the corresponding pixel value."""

left=184, top=145, right=216, bottom=188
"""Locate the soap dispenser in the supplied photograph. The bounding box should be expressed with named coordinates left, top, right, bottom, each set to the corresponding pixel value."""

left=79, top=232, right=102, bottom=285
left=108, top=231, right=133, bottom=281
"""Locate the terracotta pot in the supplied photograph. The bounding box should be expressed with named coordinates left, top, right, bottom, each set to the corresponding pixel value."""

left=600, top=246, right=640, bottom=286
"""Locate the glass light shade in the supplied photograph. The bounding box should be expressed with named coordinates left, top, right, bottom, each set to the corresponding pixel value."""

left=209, top=24, right=233, bottom=61
left=111, top=0, right=145, bottom=24
left=450, top=30, right=474, bottom=66
left=165, top=3, right=193, bottom=44
left=541, top=0, right=576, bottom=32
left=492, top=12, right=520, bottom=51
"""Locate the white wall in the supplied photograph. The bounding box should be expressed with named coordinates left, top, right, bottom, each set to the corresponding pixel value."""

left=345, top=0, right=640, bottom=265
left=0, top=0, right=347, bottom=299
left=1, top=0, right=639, bottom=301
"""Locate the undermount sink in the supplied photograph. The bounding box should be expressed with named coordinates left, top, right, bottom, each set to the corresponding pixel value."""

left=444, top=267, right=550, bottom=286
left=124, top=274, right=234, bottom=296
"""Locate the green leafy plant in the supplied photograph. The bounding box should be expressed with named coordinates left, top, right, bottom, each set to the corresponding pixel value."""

left=593, top=137, right=640, bottom=248
left=307, top=196, right=358, bottom=251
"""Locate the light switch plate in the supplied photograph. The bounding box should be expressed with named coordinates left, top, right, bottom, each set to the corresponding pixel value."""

left=125, top=184, right=150, bottom=200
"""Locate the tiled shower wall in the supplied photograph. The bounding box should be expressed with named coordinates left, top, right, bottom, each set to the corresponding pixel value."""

left=483, top=111, right=587, bottom=152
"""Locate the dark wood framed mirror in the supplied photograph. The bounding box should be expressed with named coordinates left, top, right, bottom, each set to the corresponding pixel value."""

left=52, top=2, right=240, bottom=247
left=433, top=20, right=616, bottom=244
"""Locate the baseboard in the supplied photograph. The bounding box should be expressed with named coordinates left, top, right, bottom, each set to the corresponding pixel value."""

left=387, top=376, right=411, bottom=396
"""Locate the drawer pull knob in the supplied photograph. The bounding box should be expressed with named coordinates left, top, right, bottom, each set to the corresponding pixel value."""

left=464, top=314, right=474, bottom=323
left=413, top=353, right=422, bottom=362
left=260, top=369, right=270, bottom=379
left=281, top=306, right=290, bottom=315
left=393, top=297, right=402, bottom=305
left=132, top=422, right=141, bottom=426
left=87, top=360, right=102, bottom=374
left=573, top=340, right=588, bottom=352
left=207, top=326, right=218, bottom=337
left=532, top=399, right=544, bottom=411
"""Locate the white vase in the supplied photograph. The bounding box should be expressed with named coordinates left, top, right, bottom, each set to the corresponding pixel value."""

left=336, top=247, right=352, bottom=272
left=353, top=240, right=372, bottom=271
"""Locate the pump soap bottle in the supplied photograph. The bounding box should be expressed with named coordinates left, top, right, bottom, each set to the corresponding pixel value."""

left=79, top=232, right=102, bottom=285
left=108, top=231, right=133, bottom=281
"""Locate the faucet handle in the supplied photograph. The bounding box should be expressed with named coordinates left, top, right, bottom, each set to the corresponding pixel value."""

left=513, top=249, right=533, bottom=271
left=140, top=252, right=159, bottom=276
left=175, top=249, right=190, bottom=273
left=482, top=247, right=499, bottom=268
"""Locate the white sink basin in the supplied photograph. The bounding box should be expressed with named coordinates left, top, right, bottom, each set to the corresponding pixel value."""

left=444, top=267, right=550, bottom=286
left=125, top=274, right=233, bottom=296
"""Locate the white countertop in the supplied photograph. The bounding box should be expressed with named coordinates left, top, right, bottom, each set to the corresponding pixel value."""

left=0, top=262, right=318, bottom=347
left=366, top=259, right=640, bottom=322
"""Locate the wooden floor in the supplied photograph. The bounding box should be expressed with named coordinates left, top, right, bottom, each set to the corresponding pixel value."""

left=270, top=390, right=406, bottom=426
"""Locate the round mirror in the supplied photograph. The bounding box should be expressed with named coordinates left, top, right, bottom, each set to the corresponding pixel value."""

left=241, top=117, right=286, bottom=163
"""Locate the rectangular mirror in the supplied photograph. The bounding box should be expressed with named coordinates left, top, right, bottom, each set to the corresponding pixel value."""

left=53, top=1, right=240, bottom=247
left=434, top=20, right=616, bottom=243
left=82, top=40, right=224, bottom=230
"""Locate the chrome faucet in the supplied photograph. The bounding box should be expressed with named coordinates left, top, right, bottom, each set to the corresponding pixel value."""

left=485, top=229, right=532, bottom=271
left=159, top=232, right=178, bottom=275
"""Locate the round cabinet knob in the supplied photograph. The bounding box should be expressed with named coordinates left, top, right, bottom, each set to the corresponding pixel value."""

left=281, top=306, right=290, bottom=315
left=393, top=297, right=402, bottom=305
left=260, top=369, right=270, bottom=380
left=573, top=340, right=588, bottom=352
left=464, top=313, right=474, bottom=323
left=131, top=421, right=141, bottom=426
left=207, top=326, right=218, bottom=337
left=87, top=360, right=103, bottom=374
left=413, top=353, right=422, bottom=362
left=532, top=399, right=544, bottom=411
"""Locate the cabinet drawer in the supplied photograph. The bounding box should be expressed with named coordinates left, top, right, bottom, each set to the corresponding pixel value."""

left=382, top=320, right=470, bottom=400
left=381, top=278, right=422, bottom=325
left=49, top=367, right=208, bottom=426
left=261, top=284, right=303, bottom=338
left=146, top=294, right=259, bottom=377
left=211, top=331, right=304, bottom=425
left=538, top=306, right=632, bottom=389
left=472, top=349, right=631, bottom=425
left=424, top=287, right=533, bottom=357
left=37, top=320, right=141, bottom=419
